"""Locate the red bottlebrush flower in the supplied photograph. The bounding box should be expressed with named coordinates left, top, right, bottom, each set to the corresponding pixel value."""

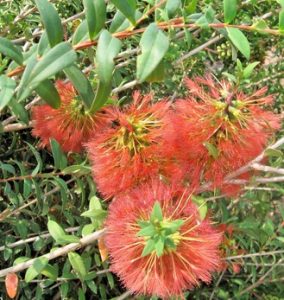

left=31, top=81, right=105, bottom=153
left=172, top=75, right=281, bottom=194
left=87, top=91, right=171, bottom=199
left=105, top=181, right=222, bottom=298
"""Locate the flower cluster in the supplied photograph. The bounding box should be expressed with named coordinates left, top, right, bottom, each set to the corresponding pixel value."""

left=31, top=75, right=280, bottom=298
left=31, top=81, right=106, bottom=153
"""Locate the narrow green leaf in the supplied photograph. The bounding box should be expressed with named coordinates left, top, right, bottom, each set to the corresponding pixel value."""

left=252, top=19, right=269, bottom=32
left=166, top=0, right=181, bottom=18
left=226, top=27, right=250, bottom=59
left=9, top=98, right=29, bottom=124
left=0, top=75, right=16, bottom=110
left=243, top=62, right=259, bottom=79
left=26, top=142, right=43, bottom=175
left=37, top=31, right=50, bottom=56
left=91, top=30, right=122, bottom=112
left=17, top=56, right=38, bottom=102
left=25, top=257, right=49, bottom=283
left=27, top=42, right=77, bottom=90
left=204, top=142, right=219, bottom=159
left=150, top=201, right=163, bottom=222
left=83, top=0, right=106, bottom=40
left=47, top=219, right=66, bottom=242
left=110, top=0, right=136, bottom=25
left=192, top=196, right=208, bottom=220
left=137, top=23, right=169, bottom=83
left=64, top=64, right=95, bottom=109
left=109, top=11, right=129, bottom=33
left=62, top=164, right=91, bottom=176
left=146, top=60, right=166, bottom=83
left=184, top=0, right=197, bottom=14
left=279, top=9, right=284, bottom=32
left=41, top=264, right=58, bottom=280
left=265, top=148, right=283, bottom=158
left=35, top=0, right=63, bottom=47
left=50, top=139, right=68, bottom=170
left=72, top=20, right=89, bottom=45
left=35, top=79, right=61, bottom=109
left=68, top=252, right=87, bottom=281
left=277, top=0, right=284, bottom=8
left=224, top=0, right=237, bottom=24
left=0, top=37, right=23, bottom=65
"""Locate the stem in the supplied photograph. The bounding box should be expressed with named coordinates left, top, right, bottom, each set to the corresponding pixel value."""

left=0, top=229, right=105, bottom=278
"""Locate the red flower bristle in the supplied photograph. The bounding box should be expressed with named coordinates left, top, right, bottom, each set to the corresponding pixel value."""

left=87, top=91, right=172, bottom=199
left=170, top=74, right=281, bottom=194
left=105, top=181, right=222, bottom=298
left=31, top=81, right=106, bottom=153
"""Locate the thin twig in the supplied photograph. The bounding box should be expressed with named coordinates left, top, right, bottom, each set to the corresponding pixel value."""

left=0, top=229, right=106, bottom=278
left=238, top=258, right=284, bottom=296
left=0, top=227, right=80, bottom=252
left=225, top=250, right=284, bottom=260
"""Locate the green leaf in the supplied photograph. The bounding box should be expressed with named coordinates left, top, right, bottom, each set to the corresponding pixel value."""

left=166, top=0, right=181, bottom=18
left=137, top=23, right=169, bottom=83
left=26, top=142, right=43, bottom=175
left=17, top=56, right=38, bottom=102
left=68, top=252, right=87, bottom=281
left=0, top=37, right=23, bottom=65
left=50, top=139, right=68, bottom=170
left=192, top=196, right=208, bottom=220
left=150, top=201, right=163, bottom=222
left=146, top=60, right=165, bottom=83
left=38, top=31, right=50, bottom=56
left=90, top=30, right=122, bottom=112
left=9, top=98, right=29, bottom=124
left=224, top=0, right=237, bottom=24
left=62, top=164, right=91, bottom=176
left=279, top=9, right=284, bottom=32
left=265, top=148, right=283, bottom=158
left=0, top=75, right=16, bottom=110
left=277, top=0, right=284, bottom=8
left=81, top=208, right=107, bottom=219
left=252, top=19, right=269, bottom=32
left=155, top=237, right=164, bottom=257
left=41, top=264, right=58, bottom=280
left=72, top=20, right=89, bottom=45
left=243, top=62, right=259, bottom=79
left=35, top=0, right=63, bottom=47
left=204, top=142, right=219, bottom=159
left=47, top=219, right=66, bottom=243
left=109, top=11, right=129, bottom=33
left=226, top=27, right=250, bottom=60
left=83, top=0, right=106, bottom=40
left=35, top=79, right=61, bottom=109
left=64, top=65, right=95, bottom=109
left=141, top=239, right=155, bottom=257
left=184, top=0, right=197, bottom=14
left=25, top=257, right=49, bottom=283
left=110, top=0, right=137, bottom=25
left=26, top=42, right=77, bottom=91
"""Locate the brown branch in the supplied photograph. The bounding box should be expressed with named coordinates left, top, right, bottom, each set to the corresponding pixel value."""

left=7, top=20, right=281, bottom=78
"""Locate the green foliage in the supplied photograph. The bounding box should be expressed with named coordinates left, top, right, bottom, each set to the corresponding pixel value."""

left=0, top=0, right=283, bottom=299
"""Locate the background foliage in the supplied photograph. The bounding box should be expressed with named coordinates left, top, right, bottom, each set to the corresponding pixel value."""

left=0, top=0, right=284, bottom=299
